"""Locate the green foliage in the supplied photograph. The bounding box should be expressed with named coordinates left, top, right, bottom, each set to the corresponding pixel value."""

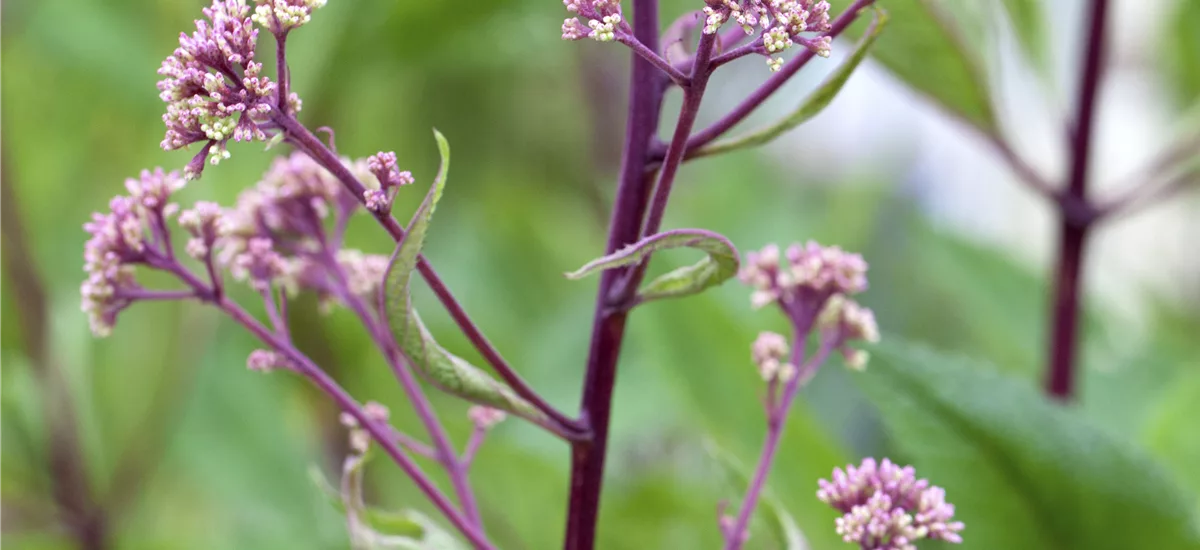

left=694, top=7, right=887, bottom=159
left=855, top=340, right=1200, bottom=550
left=1164, top=0, right=1200, bottom=109
left=830, top=0, right=996, bottom=133
left=382, top=131, right=547, bottom=425
left=998, top=0, right=1049, bottom=75
left=565, top=229, right=740, bottom=305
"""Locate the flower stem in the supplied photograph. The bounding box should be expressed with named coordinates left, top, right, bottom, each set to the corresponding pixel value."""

left=723, top=335, right=835, bottom=550
left=1046, top=0, right=1110, bottom=400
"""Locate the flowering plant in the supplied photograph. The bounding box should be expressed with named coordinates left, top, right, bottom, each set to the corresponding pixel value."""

left=64, top=0, right=1200, bottom=549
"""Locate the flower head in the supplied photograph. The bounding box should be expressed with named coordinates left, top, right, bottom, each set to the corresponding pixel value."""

left=751, top=331, right=795, bottom=382
left=251, top=0, right=326, bottom=34
left=82, top=169, right=187, bottom=336
left=817, top=294, right=879, bottom=369
left=247, top=349, right=294, bottom=372
left=740, top=241, right=868, bottom=316
left=817, top=458, right=964, bottom=549
left=561, top=0, right=626, bottom=41
left=158, top=0, right=278, bottom=178
left=702, top=0, right=833, bottom=68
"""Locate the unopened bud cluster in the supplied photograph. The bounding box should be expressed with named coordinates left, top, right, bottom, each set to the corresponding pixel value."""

left=818, top=458, right=964, bottom=549
left=561, top=0, right=627, bottom=42
left=702, top=0, right=833, bottom=70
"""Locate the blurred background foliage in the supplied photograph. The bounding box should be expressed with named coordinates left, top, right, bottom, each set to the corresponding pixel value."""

left=2, top=0, right=1198, bottom=549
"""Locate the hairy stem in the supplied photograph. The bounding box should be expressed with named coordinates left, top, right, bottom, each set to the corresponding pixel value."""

left=564, top=0, right=667, bottom=546
left=1046, top=0, right=1109, bottom=400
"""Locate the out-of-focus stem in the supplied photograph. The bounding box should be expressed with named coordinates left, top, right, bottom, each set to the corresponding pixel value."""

left=1045, top=0, right=1109, bottom=400
left=723, top=335, right=835, bottom=550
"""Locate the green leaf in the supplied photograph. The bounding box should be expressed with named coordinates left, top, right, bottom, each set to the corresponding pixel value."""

left=564, top=229, right=739, bottom=304
left=853, top=340, right=1200, bottom=550
left=832, top=0, right=996, bottom=133
left=694, top=8, right=887, bottom=159
left=1142, top=370, right=1200, bottom=511
left=998, top=0, right=1049, bottom=74
left=382, top=130, right=548, bottom=426
left=704, top=440, right=809, bottom=550
left=1164, top=0, right=1200, bottom=109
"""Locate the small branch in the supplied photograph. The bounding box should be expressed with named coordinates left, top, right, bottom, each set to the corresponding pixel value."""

left=617, top=33, right=690, bottom=86
left=163, top=261, right=495, bottom=549
left=679, top=0, right=876, bottom=157
left=710, top=42, right=763, bottom=69
left=460, top=427, right=488, bottom=468
left=1094, top=134, right=1200, bottom=219
left=1045, top=0, right=1110, bottom=401
left=723, top=335, right=836, bottom=550
left=272, top=110, right=582, bottom=435
left=982, top=131, right=1060, bottom=202
left=275, top=31, right=291, bottom=112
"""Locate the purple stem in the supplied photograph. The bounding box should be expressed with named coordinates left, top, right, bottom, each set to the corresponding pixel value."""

left=679, top=0, right=876, bottom=157
left=161, top=261, right=494, bottom=549
left=723, top=334, right=836, bottom=550
left=321, top=250, right=485, bottom=528
left=563, top=0, right=667, bottom=546
left=275, top=31, right=290, bottom=112
left=1046, top=0, right=1109, bottom=400
left=617, top=33, right=690, bottom=85
left=710, top=42, right=763, bottom=68
left=461, top=427, right=487, bottom=468
left=270, top=110, right=582, bottom=434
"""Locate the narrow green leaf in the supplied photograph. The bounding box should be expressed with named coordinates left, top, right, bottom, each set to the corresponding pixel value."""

left=1142, top=370, right=1200, bottom=512
left=998, top=0, right=1049, bottom=74
left=564, top=229, right=739, bottom=304
left=694, top=8, right=888, bottom=159
left=854, top=340, right=1200, bottom=550
left=704, top=440, right=809, bottom=550
left=832, top=0, right=996, bottom=133
left=382, top=130, right=547, bottom=425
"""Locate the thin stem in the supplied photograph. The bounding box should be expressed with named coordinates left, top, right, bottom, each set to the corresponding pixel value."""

left=681, top=0, right=875, bottom=156
left=563, top=0, right=667, bottom=546
left=1045, top=0, right=1109, bottom=401
left=1097, top=168, right=1198, bottom=220
left=322, top=251, right=485, bottom=528
left=460, top=427, right=487, bottom=468
left=116, top=289, right=196, bottom=301
left=271, top=110, right=581, bottom=434
left=639, top=31, right=717, bottom=240
left=275, top=31, right=290, bottom=112
left=163, top=261, right=494, bottom=549
left=723, top=335, right=836, bottom=550
left=710, top=42, right=762, bottom=69
left=617, top=33, right=690, bottom=86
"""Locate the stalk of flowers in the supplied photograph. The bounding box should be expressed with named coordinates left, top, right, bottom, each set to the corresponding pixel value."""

left=80, top=157, right=498, bottom=549
left=718, top=241, right=879, bottom=550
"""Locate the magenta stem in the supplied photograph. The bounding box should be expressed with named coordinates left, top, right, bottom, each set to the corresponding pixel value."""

left=723, top=335, right=836, bottom=550
left=617, top=33, right=690, bottom=85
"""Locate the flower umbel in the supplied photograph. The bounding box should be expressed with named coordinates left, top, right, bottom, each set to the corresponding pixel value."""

left=561, top=0, right=627, bottom=42
left=251, top=0, right=327, bottom=34
left=703, top=0, right=833, bottom=68
left=818, top=458, right=964, bottom=549
left=158, top=0, right=278, bottom=178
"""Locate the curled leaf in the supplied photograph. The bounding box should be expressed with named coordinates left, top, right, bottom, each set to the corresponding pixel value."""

left=693, top=7, right=887, bottom=159
left=565, top=229, right=739, bottom=304
left=382, top=130, right=547, bottom=426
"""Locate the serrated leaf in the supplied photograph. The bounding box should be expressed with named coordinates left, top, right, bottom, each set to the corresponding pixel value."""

left=694, top=8, right=887, bottom=159
left=832, top=0, right=996, bottom=133
left=564, top=229, right=739, bottom=304
left=382, top=130, right=548, bottom=426
left=853, top=340, right=1200, bottom=550
left=998, top=0, right=1049, bottom=75
left=704, top=440, right=809, bottom=550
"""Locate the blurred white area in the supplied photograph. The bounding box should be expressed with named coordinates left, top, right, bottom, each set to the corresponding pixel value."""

left=703, top=0, right=1199, bottom=320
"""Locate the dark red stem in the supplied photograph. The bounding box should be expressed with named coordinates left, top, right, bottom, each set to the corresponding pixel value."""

left=1046, top=0, right=1110, bottom=400
left=563, top=0, right=667, bottom=546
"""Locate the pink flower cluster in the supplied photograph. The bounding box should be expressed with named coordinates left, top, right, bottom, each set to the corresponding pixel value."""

left=818, top=458, right=964, bottom=550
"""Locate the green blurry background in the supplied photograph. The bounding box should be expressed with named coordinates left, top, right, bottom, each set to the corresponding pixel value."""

left=3, top=0, right=1198, bottom=548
